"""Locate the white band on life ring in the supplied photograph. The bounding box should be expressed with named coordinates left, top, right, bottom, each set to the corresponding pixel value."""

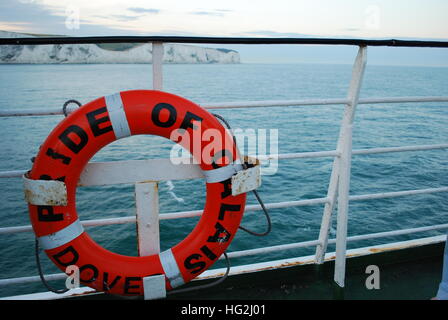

left=105, top=93, right=131, bottom=139
left=202, top=162, right=244, bottom=183
left=38, top=219, right=84, bottom=250
left=159, top=249, right=185, bottom=288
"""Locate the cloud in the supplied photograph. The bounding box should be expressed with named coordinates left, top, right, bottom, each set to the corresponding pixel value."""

left=96, top=14, right=142, bottom=22
left=0, top=0, right=147, bottom=36
left=127, top=7, right=160, bottom=14
left=0, top=0, right=76, bottom=35
left=190, top=11, right=223, bottom=17
left=189, top=9, right=233, bottom=17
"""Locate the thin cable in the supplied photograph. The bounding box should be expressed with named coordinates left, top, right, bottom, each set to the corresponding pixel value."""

left=212, top=113, right=271, bottom=237
left=167, top=252, right=231, bottom=295
left=35, top=238, right=69, bottom=294
left=238, top=189, right=272, bottom=236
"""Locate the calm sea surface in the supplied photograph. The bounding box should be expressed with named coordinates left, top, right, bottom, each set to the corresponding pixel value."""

left=0, top=63, right=447, bottom=297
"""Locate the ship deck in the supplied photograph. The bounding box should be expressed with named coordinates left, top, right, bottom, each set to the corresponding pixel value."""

left=156, top=241, right=446, bottom=300
left=62, top=238, right=444, bottom=301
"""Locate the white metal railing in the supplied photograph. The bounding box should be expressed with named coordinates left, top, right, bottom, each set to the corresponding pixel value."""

left=0, top=42, right=447, bottom=297
left=2, top=96, right=448, bottom=117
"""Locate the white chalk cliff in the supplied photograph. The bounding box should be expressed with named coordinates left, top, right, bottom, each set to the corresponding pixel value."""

left=0, top=31, right=240, bottom=64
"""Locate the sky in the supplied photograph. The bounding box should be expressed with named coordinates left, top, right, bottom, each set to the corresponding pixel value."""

left=1, top=0, right=447, bottom=65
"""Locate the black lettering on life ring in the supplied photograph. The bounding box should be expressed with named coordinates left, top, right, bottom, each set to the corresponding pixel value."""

left=52, top=245, right=79, bottom=267
left=58, top=125, right=89, bottom=154
left=46, top=148, right=71, bottom=165
left=184, top=253, right=206, bottom=274
left=220, top=178, right=232, bottom=199
left=180, top=111, right=203, bottom=130
left=151, top=103, right=177, bottom=128
left=86, top=107, right=113, bottom=137
left=79, top=264, right=99, bottom=283
left=211, top=149, right=233, bottom=168
left=103, top=272, right=122, bottom=291
left=200, top=245, right=217, bottom=261
left=37, top=206, right=64, bottom=222
left=39, top=174, right=66, bottom=182
left=123, top=277, right=141, bottom=295
left=207, top=222, right=231, bottom=243
left=218, top=203, right=242, bottom=221
left=36, top=175, right=66, bottom=222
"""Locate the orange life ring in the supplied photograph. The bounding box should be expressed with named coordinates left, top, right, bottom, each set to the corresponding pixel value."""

left=27, top=90, right=247, bottom=295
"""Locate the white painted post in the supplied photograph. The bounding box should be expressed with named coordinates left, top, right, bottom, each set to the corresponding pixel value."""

left=143, top=274, right=166, bottom=300
left=136, top=42, right=163, bottom=260
left=314, top=47, right=368, bottom=265
left=152, top=42, right=164, bottom=90
left=135, top=182, right=160, bottom=256
left=314, top=154, right=340, bottom=264
left=333, top=46, right=367, bottom=288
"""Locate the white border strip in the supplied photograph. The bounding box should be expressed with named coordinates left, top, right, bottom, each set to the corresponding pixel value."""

left=202, top=162, right=244, bottom=183
left=159, top=249, right=185, bottom=288
left=105, top=93, right=131, bottom=139
left=38, top=219, right=84, bottom=250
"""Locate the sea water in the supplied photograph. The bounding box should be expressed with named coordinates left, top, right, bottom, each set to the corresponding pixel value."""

left=0, top=63, right=447, bottom=297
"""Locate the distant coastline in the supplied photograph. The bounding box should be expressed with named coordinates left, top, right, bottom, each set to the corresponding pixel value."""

left=0, top=31, right=240, bottom=64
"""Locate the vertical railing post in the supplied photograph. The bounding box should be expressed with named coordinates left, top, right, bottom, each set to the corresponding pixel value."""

left=135, top=182, right=160, bottom=256
left=140, top=43, right=165, bottom=299
left=140, top=41, right=163, bottom=255
left=334, top=46, right=367, bottom=289
left=314, top=152, right=341, bottom=264
left=314, top=47, right=368, bottom=281
left=152, top=42, right=164, bottom=90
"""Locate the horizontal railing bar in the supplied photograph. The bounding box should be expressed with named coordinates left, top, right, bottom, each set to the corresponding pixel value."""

left=0, top=197, right=330, bottom=235
left=1, top=96, right=448, bottom=117
left=80, top=216, right=136, bottom=227
left=352, top=143, right=448, bottom=155
left=159, top=197, right=330, bottom=220
left=225, top=240, right=322, bottom=259
left=0, top=108, right=62, bottom=117
left=341, top=223, right=448, bottom=243
left=2, top=185, right=447, bottom=235
left=222, top=223, right=448, bottom=259
left=349, top=187, right=448, bottom=201
left=202, top=96, right=448, bottom=109
left=359, top=96, right=448, bottom=104
left=258, top=150, right=340, bottom=160
left=0, top=170, right=27, bottom=178
left=1, top=36, right=448, bottom=47
left=1, top=143, right=446, bottom=180
left=0, top=216, right=138, bottom=235
left=0, top=225, right=32, bottom=234
left=0, top=273, right=66, bottom=287
left=3, top=224, right=447, bottom=287
left=259, top=143, right=448, bottom=161
left=202, top=98, right=349, bottom=109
